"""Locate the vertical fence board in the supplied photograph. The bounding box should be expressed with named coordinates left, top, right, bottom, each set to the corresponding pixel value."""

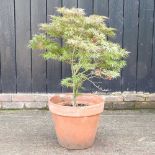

left=0, top=0, right=16, bottom=92
left=78, top=0, right=93, bottom=15
left=152, top=41, right=155, bottom=92
left=94, top=0, right=109, bottom=16
left=78, top=0, right=93, bottom=92
left=47, top=0, right=62, bottom=92
left=31, top=0, right=46, bottom=92
left=122, top=0, right=139, bottom=91
left=107, top=0, right=123, bottom=92
left=15, top=0, right=31, bottom=92
left=151, top=11, right=155, bottom=92
left=93, top=0, right=109, bottom=93
left=63, top=0, right=77, bottom=7
left=62, top=0, right=78, bottom=92
left=137, top=0, right=154, bottom=91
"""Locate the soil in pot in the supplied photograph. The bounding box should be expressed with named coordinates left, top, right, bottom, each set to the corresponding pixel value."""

left=64, top=103, right=88, bottom=107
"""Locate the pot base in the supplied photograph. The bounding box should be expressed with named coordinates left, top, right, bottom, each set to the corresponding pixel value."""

left=58, top=139, right=94, bottom=150
left=52, top=113, right=100, bottom=150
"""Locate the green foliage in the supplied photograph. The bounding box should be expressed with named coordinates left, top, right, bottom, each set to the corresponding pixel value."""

left=28, top=7, right=129, bottom=106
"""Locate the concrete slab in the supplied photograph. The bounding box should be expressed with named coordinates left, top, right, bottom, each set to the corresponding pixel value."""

left=0, top=110, right=155, bottom=155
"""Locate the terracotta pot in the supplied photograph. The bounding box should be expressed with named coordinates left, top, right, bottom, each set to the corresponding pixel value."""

left=48, top=94, right=104, bottom=149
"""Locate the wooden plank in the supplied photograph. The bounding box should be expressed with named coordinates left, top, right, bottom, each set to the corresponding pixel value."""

left=94, top=0, right=108, bottom=16
left=15, top=0, right=31, bottom=92
left=62, top=0, right=78, bottom=92
left=151, top=44, right=155, bottom=92
left=137, top=0, right=154, bottom=92
left=151, top=10, right=155, bottom=92
left=122, top=0, right=139, bottom=91
left=31, top=0, right=46, bottom=92
left=63, top=0, right=77, bottom=7
left=78, top=0, right=93, bottom=92
left=47, top=0, right=62, bottom=92
left=78, top=0, right=93, bottom=15
left=107, top=0, right=123, bottom=92
left=0, top=0, right=16, bottom=92
left=93, top=0, right=109, bottom=93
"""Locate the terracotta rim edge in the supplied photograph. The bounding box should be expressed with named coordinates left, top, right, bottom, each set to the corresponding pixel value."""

left=48, top=94, right=104, bottom=117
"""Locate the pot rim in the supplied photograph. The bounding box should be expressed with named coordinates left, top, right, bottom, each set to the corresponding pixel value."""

left=48, top=94, right=104, bottom=117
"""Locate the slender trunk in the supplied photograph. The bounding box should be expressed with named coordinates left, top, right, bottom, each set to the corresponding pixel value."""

left=71, top=49, right=79, bottom=106
left=71, top=58, right=77, bottom=106
left=73, top=86, right=77, bottom=106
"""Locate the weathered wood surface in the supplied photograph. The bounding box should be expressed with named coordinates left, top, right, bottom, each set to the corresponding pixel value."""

left=15, top=0, right=31, bottom=92
left=31, top=0, right=47, bottom=92
left=0, top=0, right=155, bottom=93
left=137, top=0, right=154, bottom=92
left=107, top=0, right=123, bottom=92
left=122, top=0, right=139, bottom=91
left=0, top=0, right=16, bottom=92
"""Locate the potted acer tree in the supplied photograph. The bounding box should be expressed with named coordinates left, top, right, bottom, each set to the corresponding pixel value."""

left=29, top=7, right=128, bottom=149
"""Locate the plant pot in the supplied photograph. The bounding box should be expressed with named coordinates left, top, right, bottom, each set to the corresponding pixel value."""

left=48, top=94, right=104, bottom=150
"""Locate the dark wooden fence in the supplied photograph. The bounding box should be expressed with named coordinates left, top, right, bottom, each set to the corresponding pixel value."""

left=0, top=0, right=155, bottom=93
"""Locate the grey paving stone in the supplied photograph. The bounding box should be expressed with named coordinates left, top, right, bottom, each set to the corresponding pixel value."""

left=0, top=110, right=155, bottom=155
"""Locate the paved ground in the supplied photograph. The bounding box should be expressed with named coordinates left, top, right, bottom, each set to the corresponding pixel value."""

left=0, top=110, right=155, bottom=155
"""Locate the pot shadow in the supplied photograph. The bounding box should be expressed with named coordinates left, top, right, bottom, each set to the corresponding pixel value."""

left=41, top=122, right=116, bottom=154
left=56, top=129, right=114, bottom=154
